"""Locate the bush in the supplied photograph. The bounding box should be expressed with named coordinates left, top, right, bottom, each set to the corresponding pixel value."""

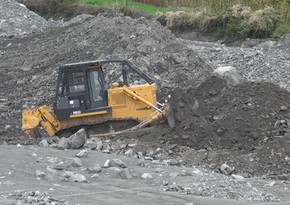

left=246, top=6, right=281, bottom=38
left=165, top=11, right=189, bottom=31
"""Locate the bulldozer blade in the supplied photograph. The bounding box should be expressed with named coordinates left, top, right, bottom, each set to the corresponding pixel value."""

left=25, top=128, right=42, bottom=139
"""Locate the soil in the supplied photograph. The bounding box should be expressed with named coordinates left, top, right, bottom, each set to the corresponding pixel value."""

left=1, top=1, right=290, bottom=204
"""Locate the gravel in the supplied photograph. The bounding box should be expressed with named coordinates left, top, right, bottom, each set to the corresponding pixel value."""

left=185, top=38, right=290, bottom=91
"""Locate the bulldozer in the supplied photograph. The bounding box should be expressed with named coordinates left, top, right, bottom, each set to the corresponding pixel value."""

left=22, top=59, right=174, bottom=138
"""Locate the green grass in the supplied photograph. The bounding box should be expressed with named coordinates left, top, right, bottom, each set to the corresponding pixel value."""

left=74, top=0, right=290, bottom=38
left=273, top=21, right=290, bottom=38
left=76, top=0, right=181, bottom=15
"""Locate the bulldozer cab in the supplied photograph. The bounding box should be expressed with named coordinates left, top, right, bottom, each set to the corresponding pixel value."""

left=53, top=59, right=154, bottom=120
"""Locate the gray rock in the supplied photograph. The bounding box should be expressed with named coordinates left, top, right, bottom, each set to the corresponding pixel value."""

left=35, top=170, right=46, bottom=177
left=103, top=160, right=110, bottom=168
left=169, top=159, right=181, bottom=166
left=85, top=139, right=97, bottom=150
left=141, top=173, right=153, bottom=179
left=58, top=137, right=70, bottom=150
left=220, top=163, right=235, bottom=175
left=102, top=142, right=111, bottom=153
left=71, top=173, right=87, bottom=183
left=87, top=164, right=102, bottom=173
left=119, top=168, right=132, bottom=179
left=109, top=159, right=127, bottom=168
left=124, top=149, right=133, bottom=156
left=232, top=174, right=245, bottom=182
left=96, top=141, right=103, bottom=151
left=69, top=128, right=87, bottom=149
left=71, top=158, right=83, bottom=167
left=75, top=149, right=89, bottom=158
left=39, top=139, right=49, bottom=147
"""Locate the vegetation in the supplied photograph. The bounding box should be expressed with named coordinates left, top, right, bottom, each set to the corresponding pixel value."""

left=26, top=0, right=290, bottom=40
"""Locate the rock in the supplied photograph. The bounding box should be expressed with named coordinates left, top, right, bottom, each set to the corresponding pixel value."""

left=58, top=137, right=70, bottom=150
left=84, top=139, right=97, bottom=150
left=169, top=159, right=181, bottom=166
left=69, top=128, right=87, bottom=149
left=120, top=144, right=127, bottom=149
left=51, top=161, right=68, bottom=171
left=119, top=168, right=133, bottom=179
left=4, top=125, right=11, bottom=131
left=128, top=143, right=137, bottom=148
left=280, top=105, right=288, bottom=111
left=145, top=149, right=154, bottom=157
left=35, top=170, right=45, bottom=177
left=214, top=66, right=245, bottom=86
left=220, top=163, right=235, bottom=175
left=96, top=141, right=103, bottom=151
left=87, top=164, right=102, bottom=173
left=124, top=149, right=133, bottom=156
left=90, top=174, right=100, bottom=179
left=232, top=174, right=245, bottom=182
left=137, top=152, right=143, bottom=158
left=102, top=142, right=111, bottom=153
left=266, top=181, right=277, bottom=187
left=71, top=158, right=83, bottom=167
left=109, top=159, right=127, bottom=168
left=141, top=173, right=153, bottom=179
left=71, top=173, right=87, bottom=183
left=137, top=160, right=145, bottom=167
left=75, top=149, right=89, bottom=158
left=39, top=139, right=49, bottom=147
left=103, top=160, right=110, bottom=168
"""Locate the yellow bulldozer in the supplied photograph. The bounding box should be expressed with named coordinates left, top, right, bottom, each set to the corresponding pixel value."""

left=22, top=59, right=174, bottom=138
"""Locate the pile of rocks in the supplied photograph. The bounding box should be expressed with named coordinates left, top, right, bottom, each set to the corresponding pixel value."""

left=5, top=190, right=71, bottom=205
left=186, top=35, right=290, bottom=91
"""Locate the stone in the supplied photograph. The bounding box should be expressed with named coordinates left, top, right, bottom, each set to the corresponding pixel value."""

left=109, top=159, right=127, bottom=168
left=71, top=158, right=83, bottom=167
left=137, top=160, right=145, bottom=167
left=232, top=174, right=245, bottom=182
left=71, top=173, right=87, bottom=183
left=52, top=161, right=68, bottom=171
left=90, top=174, right=100, bottom=179
left=280, top=105, right=288, bottom=111
left=4, top=125, right=11, bottom=131
left=75, top=149, right=89, bottom=158
left=102, top=142, right=111, bottom=153
left=169, top=159, right=181, bottom=166
left=84, top=139, right=97, bottom=150
left=124, top=149, right=133, bottom=156
left=87, top=164, right=102, bottom=173
left=103, top=160, right=110, bottom=168
left=128, top=143, right=137, bottom=148
left=35, top=170, right=45, bottom=177
left=58, top=137, right=70, bottom=150
left=267, top=181, right=276, bottom=187
left=119, top=168, right=133, bottom=179
left=145, top=149, right=154, bottom=157
left=220, top=163, right=235, bottom=175
left=120, top=144, right=127, bottom=149
left=96, top=141, right=103, bottom=151
left=39, top=139, right=49, bottom=147
left=141, top=173, right=153, bottom=179
left=69, top=128, right=87, bottom=149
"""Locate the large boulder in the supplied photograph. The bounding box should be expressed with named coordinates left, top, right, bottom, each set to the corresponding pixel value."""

left=69, top=128, right=87, bottom=149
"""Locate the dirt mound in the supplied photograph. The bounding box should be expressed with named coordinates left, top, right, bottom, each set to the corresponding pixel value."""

left=170, top=75, right=290, bottom=151
left=1, top=5, right=290, bottom=179
left=0, top=13, right=211, bottom=143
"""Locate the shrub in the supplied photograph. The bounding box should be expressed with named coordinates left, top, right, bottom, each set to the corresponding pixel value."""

left=165, top=11, right=189, bottom=31
left=246, top=6, right=281, bottom=38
